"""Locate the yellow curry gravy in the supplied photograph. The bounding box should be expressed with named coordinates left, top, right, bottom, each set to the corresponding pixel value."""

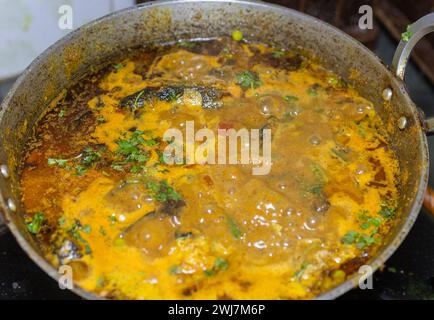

left=20, top=37, right=399, bottom=299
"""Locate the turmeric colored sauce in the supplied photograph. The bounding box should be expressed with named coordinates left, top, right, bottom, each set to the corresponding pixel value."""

left=20, top=38, right=399, bottom=299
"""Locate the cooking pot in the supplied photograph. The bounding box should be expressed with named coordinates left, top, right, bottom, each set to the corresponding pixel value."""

left=0, top=0, right=433, bottom=299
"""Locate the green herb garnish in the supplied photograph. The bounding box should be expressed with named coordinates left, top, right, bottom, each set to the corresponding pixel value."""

left=82, top=225, right=92, bottom=234
left=235, top=71, right=262, bottom=90
left=341, top=230, right=377, bottom=249
left=114, top=130, right=150, bottom=168
left=47, top=158, right=68, bottom=167
left=58, top=216, right=66, bottom=226
left=26, top=212, right=45, bottom=234
left=74, top=165, right=87, bottom=176
left=330, top=148, right=349, bottom=162
left=227, top=216, right=242, bottom=239
left=81, top=147, right=101, bottom=166
left=146, top=180, right=182, bottom=203
left=378, top=205, right=395, bottom=219
left=341, top=231, right=359, bottom=245
left=67, top=220, right=92, bottom=254
left=402, top=26, right=413, bottom=42
left=284, top=95, right=299, bottom=103
left=113, top=63, right=124, bottom=70
left=204, top=257, right=229, bottom=277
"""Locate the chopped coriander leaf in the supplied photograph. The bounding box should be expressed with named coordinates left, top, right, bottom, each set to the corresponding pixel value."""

left=227, top=216, right=242, bottom=239
left=401, top=26, right=413, bottom=42
left=284, top=95, right=299, bottom=102
left=342, top=230, right=377, bottom=249
left=308, top=185, right=323, bottom=196
left=26, top=212, right=45, bottom=234
left=113, top=63, right=124, bottom=70
left=81, top=147, right=101, bottom=166
left=84, top=244, right=92, bottom=254
left=310, top=163, right=326, bottom=184
left=356, top=234, right=376, bottom=249
left=235, top=71, right=262, bottom=90
left=360, top=222, right=371, bottom=230
left=231, top=30, right=243, bottom=41
left=342, top=231, right=359, bottom=244
left=357, top=210, right=383, bottom=230
left=147, top=180, right=160, bottom=193
left=378, top=205, right=395, bottom=219
left=143, top=138, right=159, bottom=147
left=356, top=122, right=367, bottom=138
left=204, top=269, right=215, bottom=277
left=67, top=220, right=92, bottom=255
left=82, top=225, right=92, bottom=234
left=204, top=257, right=229, bottom=277
left=214, top=257, right=229, bottom=271
left=330, top=148, right=349, bottom=162
left=74, top=165, right=87, bottom=176
left=371, top=217, right=382, bottom=227
left=47, top=158, right=68, bottom=167
left=114, top=130, right=150, bottom=166
left=58, top=109, right=65, bottom=118
left=58, top=216, right=66, bottom=226
left=146, top=180, right=183, bottom=203
left=130, top=165, right=144, bottom=174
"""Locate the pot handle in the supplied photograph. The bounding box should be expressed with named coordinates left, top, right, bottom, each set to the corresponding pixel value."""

left=391, top=12, right=434, bottom=81
left=392, top=13, right=434, bottom=217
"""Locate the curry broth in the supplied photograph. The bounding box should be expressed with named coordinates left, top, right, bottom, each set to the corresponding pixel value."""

left=20, top=38, right=399, bottom=299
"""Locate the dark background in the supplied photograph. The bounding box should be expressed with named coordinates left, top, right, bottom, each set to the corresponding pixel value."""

left=0, top=0, right=434, bottom=300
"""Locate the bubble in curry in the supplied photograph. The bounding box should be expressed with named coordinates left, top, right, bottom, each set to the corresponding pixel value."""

left=20, top=35, right=399, bottom=299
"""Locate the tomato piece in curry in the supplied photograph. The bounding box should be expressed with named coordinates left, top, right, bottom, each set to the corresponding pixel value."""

left=20, top=38, right=399, bottom=299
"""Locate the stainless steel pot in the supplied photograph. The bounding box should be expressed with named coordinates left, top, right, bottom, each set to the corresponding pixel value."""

left=0, top=0, right=433, bottom=300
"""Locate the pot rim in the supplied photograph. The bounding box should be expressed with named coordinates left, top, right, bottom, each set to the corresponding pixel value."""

left=0, top=0, right=429, bottom=300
